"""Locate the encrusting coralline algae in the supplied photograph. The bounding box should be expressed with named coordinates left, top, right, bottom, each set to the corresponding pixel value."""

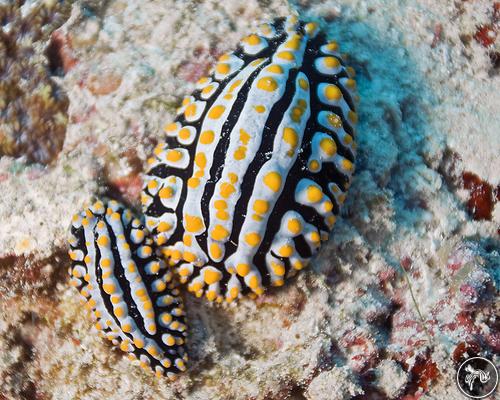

left=0, top=0, right=72, bottom=164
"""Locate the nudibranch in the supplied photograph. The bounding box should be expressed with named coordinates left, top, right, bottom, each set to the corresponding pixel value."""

left=68, top=201, right=188, bottom=379
left=143, top=16, right=357, bottom=301
left=68, top=16, right=358, bottom=378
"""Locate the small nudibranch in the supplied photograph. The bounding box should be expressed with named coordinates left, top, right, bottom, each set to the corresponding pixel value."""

left=142, top=16, right=358, bottom=303
left=68, top=200, right=188, bottom=379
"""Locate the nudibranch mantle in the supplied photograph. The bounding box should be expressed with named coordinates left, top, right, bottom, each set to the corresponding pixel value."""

left=69, top=201, right=188, bottom=379
left=68, top=16, right=358, bottom=378
left=142, top=16, right=357, bottom=302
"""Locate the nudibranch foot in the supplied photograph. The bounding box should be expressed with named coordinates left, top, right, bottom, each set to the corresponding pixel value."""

left=68, top=200, right=188, bottom=378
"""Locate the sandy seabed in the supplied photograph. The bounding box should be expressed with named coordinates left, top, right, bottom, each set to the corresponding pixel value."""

left=0, top=0, right=499, bottom=399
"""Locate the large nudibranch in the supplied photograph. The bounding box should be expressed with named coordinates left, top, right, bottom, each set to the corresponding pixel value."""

left=143, top=16, right=357, bottom=300
left=68, top=16, right=358, bottom=377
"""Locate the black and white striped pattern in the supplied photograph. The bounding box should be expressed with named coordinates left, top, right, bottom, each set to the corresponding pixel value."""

left=141, top=17, right=358, bottom=302
left=69, top=201, right=187, bottom=379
